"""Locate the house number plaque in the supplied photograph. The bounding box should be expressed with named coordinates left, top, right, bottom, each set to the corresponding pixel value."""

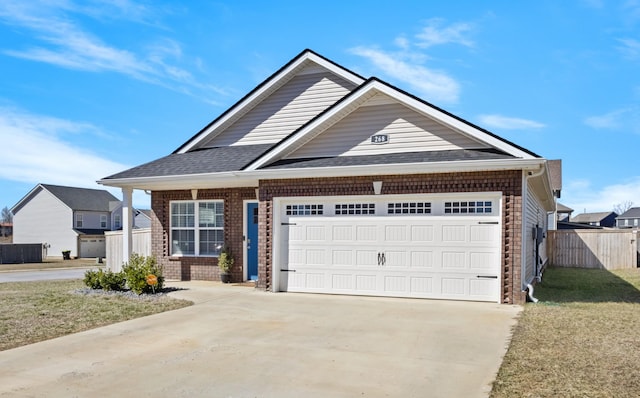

left=371, top=134, right=389, bottom=144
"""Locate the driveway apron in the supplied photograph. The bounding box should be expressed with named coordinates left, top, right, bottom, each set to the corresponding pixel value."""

left=0, top=281, right=521, bottom=397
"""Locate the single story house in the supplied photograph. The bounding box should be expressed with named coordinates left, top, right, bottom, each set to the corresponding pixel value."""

left=100, top=49, right=558, bottom=304
left=12, top=184, right=126, bottom=258
left=570, top=211, right=617, bottom=228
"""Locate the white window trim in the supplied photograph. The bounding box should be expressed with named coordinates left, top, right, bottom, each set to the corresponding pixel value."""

left=76, top=213, right=83, bottom=228
left=100, top=214, right=108, bottom=229
left=170, top=200, right=224, bottom=257
left=114, top=214, right=121, bottom=229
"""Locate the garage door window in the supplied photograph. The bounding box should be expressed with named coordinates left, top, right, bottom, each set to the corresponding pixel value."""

left=335, top=203, right=375, bottom=215
left=444, top=201, right=492, bottom=214
left=387, top=202, right=431, bottom=214
left=286, top=204, right=323, bottom=216
left=171, top=201, right=224, bottom=256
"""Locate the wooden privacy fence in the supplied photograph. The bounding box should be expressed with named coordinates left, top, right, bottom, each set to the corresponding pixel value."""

left=105, top=228, right=151, bottom=272
left=547, top=229, right=638, bottom=270
left=0, top=243, right=43, bottom=264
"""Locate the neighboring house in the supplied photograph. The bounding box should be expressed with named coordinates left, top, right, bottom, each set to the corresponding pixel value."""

left=11, top=184, right=124, bottom=258
left=134, top=209, right=152, bottom=229
left=570, top=212, right=617, bottom=228
left=616, top=207, right=640, bottom=228
left=0, top=222, right=12, bottom=237
left=556, top=203, right=573, bottom=222
left=100, top=49, right=557, bottom=305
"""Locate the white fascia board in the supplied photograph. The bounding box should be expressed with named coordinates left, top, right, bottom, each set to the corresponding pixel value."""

left=178, top=51, right=364, bottom=154
left=98, top=158, right=545, bottom=191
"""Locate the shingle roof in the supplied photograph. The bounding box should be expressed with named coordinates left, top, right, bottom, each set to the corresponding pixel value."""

left=570, top=212, right=616, bottom=223
left=617, top=207, right=640, bottom=219
left=262, top=148, right=514, bottom=170
left=42, top=184, right=118, bottom=212
left=556, top=202, right=573, bottom=212
left=103, top=144, right=274, bottom=180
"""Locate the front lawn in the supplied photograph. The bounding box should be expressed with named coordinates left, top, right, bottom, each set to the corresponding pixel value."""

left=0, top=279, right=192, bottom=351
left=491, top=267, right=640, bottom=397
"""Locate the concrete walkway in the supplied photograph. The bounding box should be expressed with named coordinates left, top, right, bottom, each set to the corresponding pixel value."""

left=0, top=281, right=521, bottom=398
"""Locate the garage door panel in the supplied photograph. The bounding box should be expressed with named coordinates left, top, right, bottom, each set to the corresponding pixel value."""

left=441, top=277, right=466, bottom=296
left=441, top=251, right=466, bottom=269
left=332, top=225, right=354, bottom=240
left=356, top=275, right=377, bottom=291
left=384, top=275, right=408, bottom=293
left=469, top=252, right=498, bottom=270
left=410, top=225, right=434, bottom=241
left=332, top=250, right=353, bottom=266
left=410, top=277, right=433, bottom=294
left=332, top=274, right=353, bottom=290
left=410, top=251, right=434, bottom=267
left=356, top=250, right=378, bottom=267
left=356, top=225, right=378, bottom=241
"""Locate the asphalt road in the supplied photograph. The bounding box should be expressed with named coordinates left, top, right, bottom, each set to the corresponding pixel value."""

left=0, top=268, right=91, bottom=282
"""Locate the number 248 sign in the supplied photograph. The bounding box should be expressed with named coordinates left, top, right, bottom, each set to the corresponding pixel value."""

left=370, top=134, right=389, bottom=144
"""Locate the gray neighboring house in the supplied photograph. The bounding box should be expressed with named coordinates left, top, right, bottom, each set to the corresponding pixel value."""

left=11, top=184, right=124, bottom=258
left=570, top=211, right=618, bottom=228
left=616, top=207, right=640, bottom=229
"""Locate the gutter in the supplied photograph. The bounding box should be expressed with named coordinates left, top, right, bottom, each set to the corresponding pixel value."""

left=98, top=158, right=546, bottom=190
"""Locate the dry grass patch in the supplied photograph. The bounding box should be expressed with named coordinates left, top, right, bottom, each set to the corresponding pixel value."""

left=491, top=267, right=640, bottom=398
left=0, top=279, right=192, bottom=351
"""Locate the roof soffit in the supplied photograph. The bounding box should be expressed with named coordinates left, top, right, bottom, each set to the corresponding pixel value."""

left=175, top=50, right=365, bottom=154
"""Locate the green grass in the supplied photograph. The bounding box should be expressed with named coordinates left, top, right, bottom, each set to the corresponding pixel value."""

left=491, top=267, right=640, bottom=398
left=0, top=279, right=192, bottom=351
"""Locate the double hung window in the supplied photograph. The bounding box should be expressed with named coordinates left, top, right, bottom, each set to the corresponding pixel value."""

left=171, top=201, right=224, bottom=256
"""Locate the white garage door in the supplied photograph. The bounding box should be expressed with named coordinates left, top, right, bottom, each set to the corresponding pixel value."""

left=276, top=195, right=501, bottom=302
left=80, top=237, right=106, bottom=258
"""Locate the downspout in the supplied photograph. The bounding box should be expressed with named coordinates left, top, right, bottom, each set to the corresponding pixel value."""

left=526, top=283, right=539, bottom=303
left=524, top=165, right=546, bottom=303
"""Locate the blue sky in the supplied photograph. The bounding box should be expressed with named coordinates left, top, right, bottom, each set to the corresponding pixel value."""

left=1, top=0, right=639, bottom=214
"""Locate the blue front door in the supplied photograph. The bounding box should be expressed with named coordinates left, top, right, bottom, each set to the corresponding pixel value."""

left=246, top=202, right=259, bottom=281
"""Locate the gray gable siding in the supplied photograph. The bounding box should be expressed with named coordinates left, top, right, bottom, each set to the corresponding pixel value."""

left=201, top=70, right=357, bottom=147
left=287, top=100, right=489, bottom=159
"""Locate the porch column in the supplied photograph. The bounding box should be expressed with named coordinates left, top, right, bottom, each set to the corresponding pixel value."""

left=122, top=187, right=133, bottom=265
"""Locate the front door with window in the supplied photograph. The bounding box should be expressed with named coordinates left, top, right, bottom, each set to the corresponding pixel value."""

left=246, top=202, right=259, bottom=281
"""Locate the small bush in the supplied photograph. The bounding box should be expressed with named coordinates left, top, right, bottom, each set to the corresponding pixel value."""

left=83, top=269, right=103, bottom=289
left=122, top=254, right=164, bottom=295
left=99, top=269, right=126, bottom=291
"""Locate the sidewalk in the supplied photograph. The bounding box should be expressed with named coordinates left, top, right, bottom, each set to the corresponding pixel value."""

left=0, top=258, right=104, bottom=272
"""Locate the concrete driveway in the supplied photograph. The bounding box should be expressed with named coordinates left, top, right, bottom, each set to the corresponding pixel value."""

left=0, top=282, right=521, bottom=398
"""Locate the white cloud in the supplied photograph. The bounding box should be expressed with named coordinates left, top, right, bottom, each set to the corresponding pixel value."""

left=350, top=47, right=460, bottom=103
left=616, top=38, right=640, bottom=59
left=477, top=114, right=546, bottom=130
left=0, top=106, right=148, bottom=207
left=0, top=1, right=226, bottom=100
left=415, top=18, right=475, bottom=48
left=584, top=107, right=640, bottom=132
left=563, top=177, right=640, bottom=213
left=350, top=18, right=478, bottom=104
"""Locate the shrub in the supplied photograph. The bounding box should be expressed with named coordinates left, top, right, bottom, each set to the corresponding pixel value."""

left=122, top=254, right=164, bottom=295
left=99, top=269, right=127, bottom=291
left=83, top=269, right=103, bottom=289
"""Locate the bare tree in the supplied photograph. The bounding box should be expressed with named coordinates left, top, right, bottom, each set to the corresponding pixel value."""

left=613, top=200, right=634, bottom=215
left=1, top=206, right=12, bottom=223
